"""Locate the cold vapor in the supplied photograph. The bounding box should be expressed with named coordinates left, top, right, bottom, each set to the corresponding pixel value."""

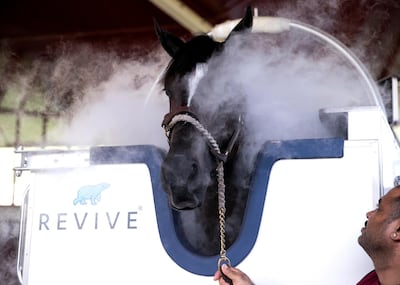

left=47, top=45, right=170, bottom=148
left=193, top=28, right=380, bottom=167
left=43, top=16, right=384, bottom=168
left=30, top=2, right=388, bottom=157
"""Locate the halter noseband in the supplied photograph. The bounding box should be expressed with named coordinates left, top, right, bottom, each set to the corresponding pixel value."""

left=161, top=106, right=198, bottom=131
left=162, top=106, right=242, bottom=162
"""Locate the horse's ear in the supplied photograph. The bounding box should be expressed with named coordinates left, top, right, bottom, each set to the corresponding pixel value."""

left=225, top=6, right=253, bottom=41
left=154, top=18, right=185, bottom=57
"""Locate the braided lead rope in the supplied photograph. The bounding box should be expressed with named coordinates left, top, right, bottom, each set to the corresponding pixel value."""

left=217, top=161, right=230, bottom=265
left=165, top=113, right=230, bottom=264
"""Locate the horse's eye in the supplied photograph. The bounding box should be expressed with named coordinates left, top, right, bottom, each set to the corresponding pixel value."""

left=164, top=88, right=172, bottom=97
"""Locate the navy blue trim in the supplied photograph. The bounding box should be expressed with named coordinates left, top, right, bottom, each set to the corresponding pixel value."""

left=90, top=138, right=344, bottom=276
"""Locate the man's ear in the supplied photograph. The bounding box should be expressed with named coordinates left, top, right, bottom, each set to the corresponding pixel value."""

left=389, top=223, right=400, bottom=241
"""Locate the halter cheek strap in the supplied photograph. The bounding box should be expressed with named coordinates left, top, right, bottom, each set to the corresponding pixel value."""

left=162, top=110, right=242, bottom=163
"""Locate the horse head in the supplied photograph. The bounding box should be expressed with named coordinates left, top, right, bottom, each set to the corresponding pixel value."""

left=156, top=7, right=253, bottom=212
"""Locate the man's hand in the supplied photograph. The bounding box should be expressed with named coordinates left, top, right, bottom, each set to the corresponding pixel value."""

left=213, top=264, right=254, bottom=285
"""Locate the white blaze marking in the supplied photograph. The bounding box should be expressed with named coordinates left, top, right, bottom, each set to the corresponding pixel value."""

left=187, top=63, right=208, bottom=106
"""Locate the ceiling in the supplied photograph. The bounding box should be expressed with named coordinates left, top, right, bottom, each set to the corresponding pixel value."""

left=0, top=0, right=400, bottom=79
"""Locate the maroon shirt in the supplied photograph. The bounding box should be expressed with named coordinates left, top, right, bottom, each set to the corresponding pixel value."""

left=357, top=270, right=380, bottom=285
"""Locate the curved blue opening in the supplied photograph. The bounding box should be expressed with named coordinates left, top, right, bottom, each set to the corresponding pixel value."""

left=90, top=138, right=344, bottom=276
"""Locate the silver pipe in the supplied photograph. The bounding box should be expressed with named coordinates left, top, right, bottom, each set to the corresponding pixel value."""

left=210, top=16, right=384, bottom=112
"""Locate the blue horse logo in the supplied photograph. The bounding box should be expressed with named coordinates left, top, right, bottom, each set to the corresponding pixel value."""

left=73, top=183, right=110, bottom=205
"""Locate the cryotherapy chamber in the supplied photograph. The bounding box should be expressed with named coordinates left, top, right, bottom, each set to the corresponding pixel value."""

left=16, top=15, right=400, bottom=285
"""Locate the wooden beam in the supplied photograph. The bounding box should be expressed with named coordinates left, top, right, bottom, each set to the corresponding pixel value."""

left=148, top=0, right=212, bottom=34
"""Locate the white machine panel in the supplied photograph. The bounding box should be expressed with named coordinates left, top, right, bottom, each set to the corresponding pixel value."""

left=18, top=140, right=380, bottom=285
left=239, top=141, right=379, bottom=284
left=20, top=164, right=208, bottom=285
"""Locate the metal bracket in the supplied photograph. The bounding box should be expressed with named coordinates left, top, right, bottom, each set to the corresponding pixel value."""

left=13, top=146, right=90, bottom=176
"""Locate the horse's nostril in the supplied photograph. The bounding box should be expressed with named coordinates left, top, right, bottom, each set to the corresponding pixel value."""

left=189, top=163, right=198, bottom=179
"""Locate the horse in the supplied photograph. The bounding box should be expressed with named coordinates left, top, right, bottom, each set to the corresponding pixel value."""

left=155, top=7, right=255, bottom=256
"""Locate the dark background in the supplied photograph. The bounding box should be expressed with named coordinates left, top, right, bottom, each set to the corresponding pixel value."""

left=0, top=0, right=400, bottom=79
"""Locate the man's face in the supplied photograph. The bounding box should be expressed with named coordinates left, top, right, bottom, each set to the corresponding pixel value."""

left=358, top=187, right=400, bottom=256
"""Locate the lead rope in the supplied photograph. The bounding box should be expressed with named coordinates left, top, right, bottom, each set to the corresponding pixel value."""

left=165, top=114, right=231, bottom=268
left=217, top=160, right=230, bottom=265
